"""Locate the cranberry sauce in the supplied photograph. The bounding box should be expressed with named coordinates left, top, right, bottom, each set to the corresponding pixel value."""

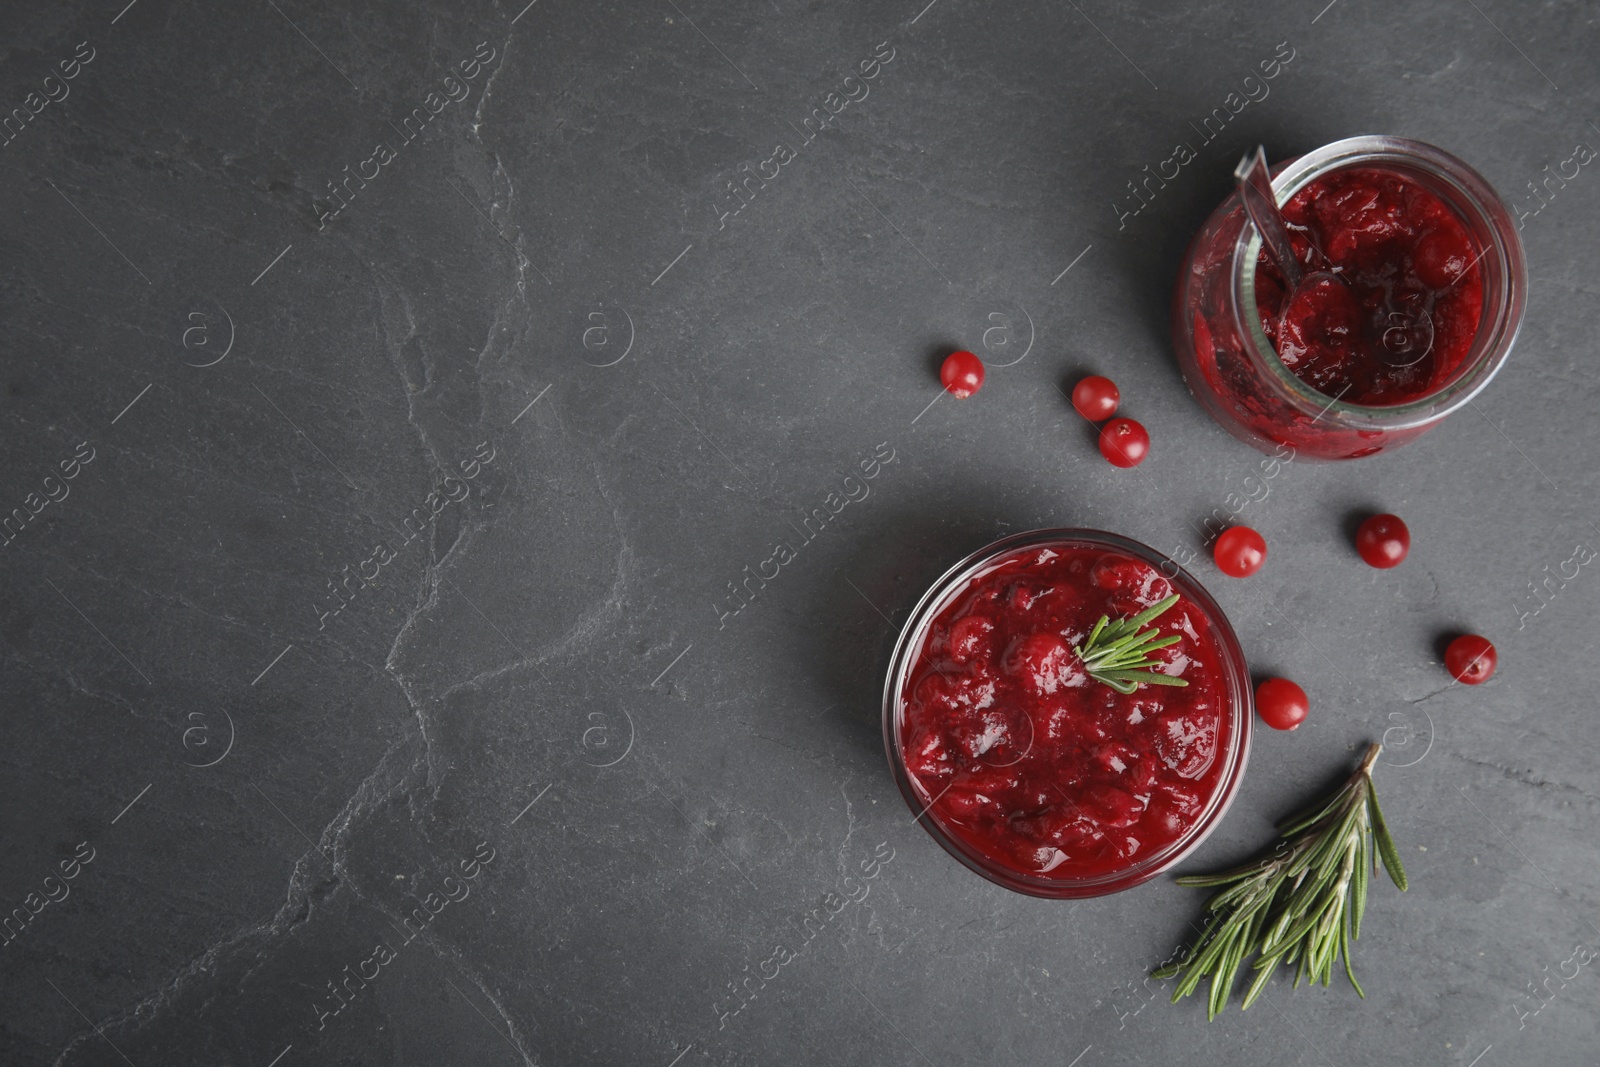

left=898, top=543, right=1234, bottom=882
left=1254, top=167, right=1485, bottom=405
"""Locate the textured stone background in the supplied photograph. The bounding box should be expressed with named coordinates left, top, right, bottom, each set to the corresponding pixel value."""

left=2, top=0, right=1597, bottom=1064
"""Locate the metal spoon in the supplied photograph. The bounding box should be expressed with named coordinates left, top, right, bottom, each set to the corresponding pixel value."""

left=1234, top=145, right=1304, bottom=290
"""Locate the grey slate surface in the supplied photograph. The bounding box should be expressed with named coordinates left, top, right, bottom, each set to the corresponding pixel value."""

left=2, top=0, right=1598, bottom=1064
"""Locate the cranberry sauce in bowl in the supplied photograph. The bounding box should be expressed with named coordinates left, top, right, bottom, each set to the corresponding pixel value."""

left=882, top=530, right=1252, bottom=898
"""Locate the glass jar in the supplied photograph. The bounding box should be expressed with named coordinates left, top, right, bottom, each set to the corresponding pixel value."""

left=1171, top=136, right=1527, bottom=460
left=881, top=529, right=1253, bottom=898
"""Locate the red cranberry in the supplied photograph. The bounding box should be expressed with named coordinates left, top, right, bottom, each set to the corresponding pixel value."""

left=1007, top=583, right=1044, bottom=612
left=906, top=728, right=950, bottom=778
left=940, top=350, right=985, bottom=398
left=1037, top=703, right=1076, bottom=743
left=1445, top=634, right=1496, bottom=685
left=913, top=672, right=959, bottom=715
left=1153, top=712, right=1217, bottom=778
left=1413, top=226, right=1473, bottom=289
left=1071, top=375, right=1121, bottom=421
left=1052, top=814, right=1106, bottom=852
left=1155, top=781, right=1203, bottom=819
left=1090, top=556, right=1146, bottom=592
left=948, top=615, right=995, bottom=664
left=1355, top=514, right=1410, bottom=568
left=1089, top=742, right=1137, bottom=777
left=1213, top=526, right=1267, bottom=578
left=1082, top=784, right=1144, bottom=829
left=1255, top=677, right=1309, bottom=731
left=948, top=713, right=1014, bottom=761
left=1003, top=633, right=1082, bottom=696
left=1144, top=795, right=1187, bottom=838
left=1098, top=418, right=1150, bottom=467
left=942, top=782, right=990, bottom=818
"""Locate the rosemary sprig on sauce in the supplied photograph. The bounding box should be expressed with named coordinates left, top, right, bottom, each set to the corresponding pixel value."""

left=1153, top=742, right=1407, bottom=1018
left=1074, top=593, right=1190, bottom=694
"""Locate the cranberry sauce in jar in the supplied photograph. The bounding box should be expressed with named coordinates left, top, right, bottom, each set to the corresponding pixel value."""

left=1172, top=137, right=1526, bottom=460
left=884, top=530, right=1251, bottom=898
left=1256, top=167, right=1484, bottom=405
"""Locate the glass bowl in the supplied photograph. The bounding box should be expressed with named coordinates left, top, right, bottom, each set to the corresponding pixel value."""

left=882, top=528, right=1253, bottom=898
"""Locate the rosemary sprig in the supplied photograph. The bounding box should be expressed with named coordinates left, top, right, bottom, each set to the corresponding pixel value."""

left=1152, top=742, right=1407, bottom=1018
left=1074, top=593, right=1190, bottom=694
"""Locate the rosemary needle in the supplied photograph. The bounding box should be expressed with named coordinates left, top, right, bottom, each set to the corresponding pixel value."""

left=1074, top=593, right=1190, bottom=694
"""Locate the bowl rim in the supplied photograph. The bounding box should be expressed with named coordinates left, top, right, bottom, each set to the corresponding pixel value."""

left=880, top=527, right=1255, bottom=898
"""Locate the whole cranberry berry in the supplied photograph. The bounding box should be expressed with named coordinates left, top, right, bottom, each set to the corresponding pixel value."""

left=1356, top=514, right=1410, bottom=569
left=1097, top=418, right=1149, bottom=468
left=941, top=350, right=985, bottom=398
left=1444, top=634, right=1496, bottom=685
left=1071, top=375, right=1121, bottom=421
left=1213, top=526, right=1267, bottom=578
left=1255, top=677, right=1309, bottom=731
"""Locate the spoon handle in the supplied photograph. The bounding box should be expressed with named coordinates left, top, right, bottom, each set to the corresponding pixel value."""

left=1234, top=146, right=1302, bottom=290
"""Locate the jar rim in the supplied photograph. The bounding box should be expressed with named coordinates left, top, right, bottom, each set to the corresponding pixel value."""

left=1229, top=136, right=1528, bottom=430
left=880, top=528, right=1254, bottom=898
